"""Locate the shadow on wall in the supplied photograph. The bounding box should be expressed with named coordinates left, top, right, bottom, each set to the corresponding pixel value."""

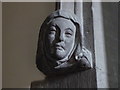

left=2, top=2, right=55, bottom=88
left=102, top=2, right=118, bottom=88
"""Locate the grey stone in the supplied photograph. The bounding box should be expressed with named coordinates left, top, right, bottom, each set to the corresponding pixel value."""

left=36, top=10, right=92, bottom=76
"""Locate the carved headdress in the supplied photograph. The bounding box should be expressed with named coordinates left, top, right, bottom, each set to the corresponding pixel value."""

left=36, top=10, right=92, bottom=76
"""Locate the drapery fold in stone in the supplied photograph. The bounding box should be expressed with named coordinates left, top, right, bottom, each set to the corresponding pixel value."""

left=36, top=10, right=92, bottom=76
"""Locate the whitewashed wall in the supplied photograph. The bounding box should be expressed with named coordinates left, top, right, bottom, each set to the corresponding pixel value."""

left=2, top=2, right=55, bottom=88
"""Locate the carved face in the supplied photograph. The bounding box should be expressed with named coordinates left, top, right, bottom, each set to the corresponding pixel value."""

left=45, top=17, right=76, bottom=60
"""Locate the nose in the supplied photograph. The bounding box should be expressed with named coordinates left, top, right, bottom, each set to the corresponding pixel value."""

left=57, top=31, right=64, bottom=42
left=60, top=33, right=64, bottom=41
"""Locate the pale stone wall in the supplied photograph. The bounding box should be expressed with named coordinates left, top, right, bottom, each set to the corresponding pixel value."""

left=93, top=2, right=118, bottom=88
left=2, top=2, right=55, bottom=88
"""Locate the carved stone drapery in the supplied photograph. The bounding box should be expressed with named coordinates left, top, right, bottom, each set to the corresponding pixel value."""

left=31, top=1, right=97, bottom=88
left=36, top=10, right=92, bottom=76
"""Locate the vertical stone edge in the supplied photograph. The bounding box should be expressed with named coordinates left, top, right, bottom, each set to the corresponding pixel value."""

left=75, top=1, right=94, bottom=69
left=92, top=1, right=109, bottom=88
left=0, top=1, right=2, bottom=90
left=55, top=0, right=74, bottom=13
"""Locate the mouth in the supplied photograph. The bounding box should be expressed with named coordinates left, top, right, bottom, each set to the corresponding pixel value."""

left=56, top=46, right=64, bottom=50
left=55, top=44, right=64, bottom=50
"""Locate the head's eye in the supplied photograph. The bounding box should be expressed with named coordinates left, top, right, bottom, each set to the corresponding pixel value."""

left=49, top=26, right=56, bottom=34
left=65, top=28, right=73, bottom=37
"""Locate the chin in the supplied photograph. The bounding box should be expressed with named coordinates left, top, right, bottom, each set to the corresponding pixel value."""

left=55, top=52, right=66, bottom=60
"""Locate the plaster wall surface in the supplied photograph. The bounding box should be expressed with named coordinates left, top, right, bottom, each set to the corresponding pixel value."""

left=2, top=2, right=55, bottom=88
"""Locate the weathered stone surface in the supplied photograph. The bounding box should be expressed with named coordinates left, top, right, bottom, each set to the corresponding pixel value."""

left=36, top=10, right=92, bottom=76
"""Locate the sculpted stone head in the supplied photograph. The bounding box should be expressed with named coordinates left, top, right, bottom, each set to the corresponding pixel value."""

left=36, top=10, right=92, bottom=76
left=45, top=17, right=76, bottom=61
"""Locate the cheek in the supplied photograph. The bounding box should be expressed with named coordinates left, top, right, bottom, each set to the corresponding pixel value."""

left=65, top=36, right=75, bottom=43
left=48, top=35, right=55, bottom=44
left=64, top=36, right=75, bottom=50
